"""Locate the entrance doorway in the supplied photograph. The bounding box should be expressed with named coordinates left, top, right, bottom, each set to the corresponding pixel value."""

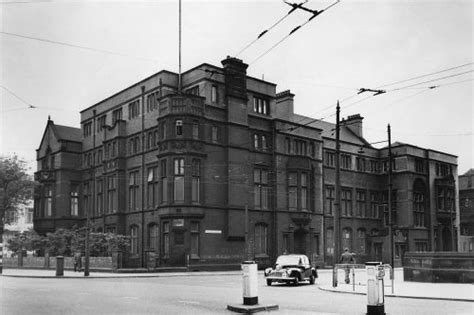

left=294, top=229, right=308, bottom=255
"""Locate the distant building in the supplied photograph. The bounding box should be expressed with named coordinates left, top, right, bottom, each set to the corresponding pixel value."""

left=3, top=202, right=34, bottom=257
left=459, top=169, right=474, bottom=252
left=34, top=57, right=459, bottom=269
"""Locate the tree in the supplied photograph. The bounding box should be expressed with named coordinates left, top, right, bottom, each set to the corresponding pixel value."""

left=0, top=155, right=34, bottom=228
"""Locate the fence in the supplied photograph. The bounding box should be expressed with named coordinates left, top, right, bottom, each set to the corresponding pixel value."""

left=3, top=254, right=113, bottom=271
left=332, top=263, right=394, bottom=293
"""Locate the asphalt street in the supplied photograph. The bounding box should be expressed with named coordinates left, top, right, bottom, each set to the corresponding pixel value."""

left=1, top=271, right=472, bottom=314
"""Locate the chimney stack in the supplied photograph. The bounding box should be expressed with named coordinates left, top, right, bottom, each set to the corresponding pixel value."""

left=221, top=56, right=248, bottom=101
left=343, top=114, right=364, bottom=138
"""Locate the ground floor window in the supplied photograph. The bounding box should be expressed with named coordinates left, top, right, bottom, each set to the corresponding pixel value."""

left=254, top=224, right=268, bottom=255
left=130, top=225, right=138, bottom=255
left=190, top=221, right=200, bottom=258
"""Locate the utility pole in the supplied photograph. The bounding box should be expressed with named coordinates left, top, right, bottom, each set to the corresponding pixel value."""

left=387, top=124, right=394, bottom=271
left=333, top=101, right=341, bottom=266
left=244, top=203, right=250, bottom=261
left=178, top=0, right=182, bottom=94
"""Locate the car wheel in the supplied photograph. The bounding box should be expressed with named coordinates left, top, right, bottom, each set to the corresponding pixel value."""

left=309, top=274, right=315, bottom=285
left=266, top=279, right=272, bottom=286
left=294, top=276, right=299, bottom=286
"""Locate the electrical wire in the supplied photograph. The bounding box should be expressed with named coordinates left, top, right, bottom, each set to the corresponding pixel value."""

left=1, top=31, right=158, bottom=62
left=389, top=70, right=473, bottom=91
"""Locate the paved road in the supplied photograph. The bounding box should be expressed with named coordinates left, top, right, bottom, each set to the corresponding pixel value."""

left=1, top=271, right=472, bottom=314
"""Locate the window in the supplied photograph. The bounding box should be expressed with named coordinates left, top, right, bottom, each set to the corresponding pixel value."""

left=107, top=175, right=117, bottom=213
left=357, top=229, right=366, bottom=253
left=174, top=158, right=184, bottom=202
left=70, top=184, right=79, bottom=216
left=325, top=186, right=335, bottom=215
left=310, top=143, right=316, bottom=158
left=147, top=223, right=159, bottom=250
left=369, top=160, right=378, bottom=173
left=415, top=159, right=424, bottom=173
left=341, top=189, right=352, bottom=216
left=295, top=140, right=307, bottom=155
left=192, top=121, right=199, bottom=139
left=356, top=157, right=366, bottom=172
left=253, top=97, right=269, bottom=115
left=301, top=173, right=308, bottom=211
left=324, top=151, right=335, bottom=167
left=413, top=180, right=426, bottom=227
left=286, top=138, right=291, bottom=154
left=370, top=192, right=379, bottom=218
left=130, top=226, right=138, bottom=255
left=97, top=115, right=106, bottom=132
left=341, top=154, right=352, bottom=170
left=112, top=108, right=122, bottom=124
left=192, top=159, right=201, bottom=203
left=186, top=86, right=199, bottom=95
left=26, top=209, right=33, bottom=224
left=147, top=166, right=159, bottom=208
left=254, top=224, right=268, bottom=255
left=83, top=182, right=90, bottom=216
left=356, top=190, right=366, bottom=217
left=161, top=121, right=167, bottom=139
left=161, top=160, right=168, bottom=203
left=211, top=85, right=218, bottom=103
left=146, top=132, right=153, bottom=149
left=211, top=126, right=218, bottom=143
left=415, top=241, right=428, bottom=252
left=326, top=228, right=334, bottom=256
left=44, top=185, right=52, bottom=217
left=97, top=149, right=103, bottom=164
left=175, top=120, right=183, bottom=136
left=83, top=122, right=92, bottom=137
left=254, top=168, right=269, bottom=209
left=128, top=100, right=140, bottom=120
left=313, top=234, right=320, bottom=256
left=190, top=222, right=200, bottom=258
left=146, top=91, right=160, bottom=112
left=129, top=171, right=139, bottom=211
left=288, top=172, right=297, bottom=210
left=97, top=179, right=103, bottom=216
left=436, top=163, right=451, bottom=177
left=342, top=228, right=352, bottom=251
left=162, top=222, right=170, bottom=257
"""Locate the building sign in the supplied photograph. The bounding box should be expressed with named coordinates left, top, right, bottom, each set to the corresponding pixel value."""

left=173, top=219, right=184, bottom=227
left=205, top=230, right=222, bottom=234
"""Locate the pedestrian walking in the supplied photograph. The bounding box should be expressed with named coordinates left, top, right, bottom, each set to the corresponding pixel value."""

left=339, top=248, right=354, bottom=284
left=74, top=252, right=82, bottom=272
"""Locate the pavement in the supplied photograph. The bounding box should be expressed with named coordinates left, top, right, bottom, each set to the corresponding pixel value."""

left=2, top=267, right=473, bottom=302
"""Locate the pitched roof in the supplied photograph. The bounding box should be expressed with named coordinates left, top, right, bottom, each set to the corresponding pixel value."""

left=53, top=124, right=82, bottom=142
left=461, top=169, right=474, bottom=176
left=292, top=114, right=368, bottom=145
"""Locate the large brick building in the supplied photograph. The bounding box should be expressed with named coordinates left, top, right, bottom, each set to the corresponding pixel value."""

left=459, top=169, right=474, bottom=252
left=34, top=57, right=459, bottom=269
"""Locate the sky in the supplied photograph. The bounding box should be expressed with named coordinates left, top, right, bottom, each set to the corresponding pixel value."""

left=1, top=0, right=472, bottom=175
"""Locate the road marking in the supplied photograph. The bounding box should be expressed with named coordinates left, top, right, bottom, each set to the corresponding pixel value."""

left=179, top=301, right=200, bottom=305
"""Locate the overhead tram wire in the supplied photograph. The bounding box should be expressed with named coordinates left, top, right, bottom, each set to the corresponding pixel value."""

left=375, top=62, right=473, bottom=89
left=1, top=85, right=36, bottom=109
left=388, top=70, right=473, bottom=91
left=249, top=0, right=340, bottom=65
left=0, top=31, right=158, bottom=63
left=235, top=1, right=307, bottom=57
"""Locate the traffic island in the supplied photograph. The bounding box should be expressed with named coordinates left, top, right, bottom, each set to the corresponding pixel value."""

left=227, top=261, right=278, bottom=314
left=227, top=303, right=279, bottom=314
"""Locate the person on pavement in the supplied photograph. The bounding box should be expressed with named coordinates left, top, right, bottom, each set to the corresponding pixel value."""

left=339, top=248, right=355, bottom=284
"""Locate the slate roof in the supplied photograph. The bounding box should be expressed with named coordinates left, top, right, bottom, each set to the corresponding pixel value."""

left=461, top=169, right=474, bottom=177
left=292, top=114, right=368, bottom=145
left=53, top=124, right=82, bottom=142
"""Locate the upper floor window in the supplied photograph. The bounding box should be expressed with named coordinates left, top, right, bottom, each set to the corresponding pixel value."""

left=325, top=186, right=335, bottom=215
left=254, top=168, right=269, bottom=210
left=44, top=185, right=53, bottom=217
left=356, top=157, right=366, bottom=172
left=341, top=154, right=352, bottom=170
left=128, top=100, right=140, bottom=120
left=147, top=166, right=159, bottom=208
left=192, top=120, right=199, bottom=139
left=324, top=151, right=335, bottom=167
left=415, top=158, right=424, bottom=173
left=295, top=140, right=307, bottom=156
left=192, top=159, right=201, bottom=203
left=97, top=115, right=106, bottom=132
left=436, top=162, right=452, bottom=177
left=186, top=86, right=200, bottom=96
left=112, top=108, right=122, bottom=124
left=211, top=85, right=218, bottom=103
left=253, top=97, right=269, bottom=115
left=174, top=158, right=185, bottom=202
left=356, top=190, right=366, bottom=217
left=341, top=188, right=352, bottom=217
left=253, top=133, right=269, bottom=151
left=83, top=122, right=92, bottom=137
left=211, top=126, right=218, bottom=143
left=288, top=172, right=309, bottom=211
left=70, top=184, right=79, bottom=216
left=175, top=120, right=183, bottom=136
left=129, top=171, right=139, bottom=211
left=369, top=160, right=378, bottom=173
left=146, top=91, right=160, bottom=112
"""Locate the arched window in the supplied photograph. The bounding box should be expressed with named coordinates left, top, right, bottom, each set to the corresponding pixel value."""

left=254, top=223, right=268, bottom=255
left=326, top=228, right=334, bottom=256
left=357, top=229, right=366, bottom=254
left=130, top=225, right=139, bottom=255
left=147, top=223, right=159, bottom=250
left=413, top=179, right=426, bottom=227
left=342, top=228, right=352, bottom=251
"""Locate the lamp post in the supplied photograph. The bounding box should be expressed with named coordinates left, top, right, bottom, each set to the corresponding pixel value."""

left=334, top=102, right=341, bottom=267
left=387, top=124, right=394, bottom=271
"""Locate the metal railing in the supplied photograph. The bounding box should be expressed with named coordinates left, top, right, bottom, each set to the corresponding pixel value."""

left=332, top=263, right=394, bottom=293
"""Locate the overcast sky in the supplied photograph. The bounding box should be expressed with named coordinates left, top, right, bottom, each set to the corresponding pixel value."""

left=1, top=0, right=472, bottom=174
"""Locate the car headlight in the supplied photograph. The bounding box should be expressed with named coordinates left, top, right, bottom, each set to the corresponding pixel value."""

left=264, top=267, right=272, bottom=276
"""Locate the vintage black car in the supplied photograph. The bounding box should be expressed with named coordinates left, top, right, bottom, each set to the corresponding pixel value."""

left=264, top=254, right=318, bottom=286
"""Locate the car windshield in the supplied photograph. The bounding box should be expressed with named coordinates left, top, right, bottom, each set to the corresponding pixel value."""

left=275, top=256, right=304, bottom=266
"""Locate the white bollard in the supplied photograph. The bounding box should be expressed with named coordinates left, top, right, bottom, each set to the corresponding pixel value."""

left=242, top=261, right=258, bottom=305
left=366, top=262, right=385, bottom=315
